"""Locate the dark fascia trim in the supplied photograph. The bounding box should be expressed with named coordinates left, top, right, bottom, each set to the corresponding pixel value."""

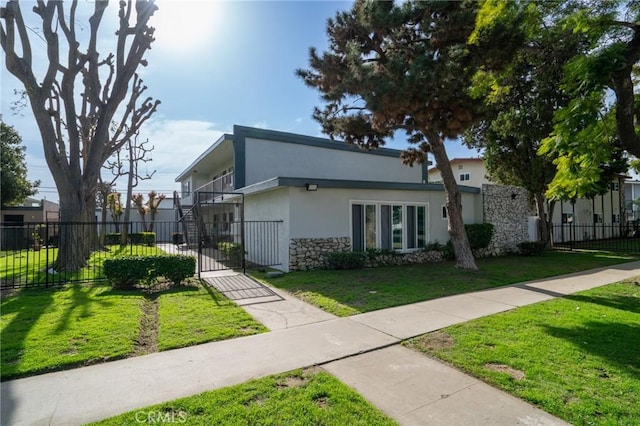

left=233, top=124, right=407, bottom=159
left=233, top=126, right=247, bottom=189
left=174, top=133, right=234, bottom=182
left=239, top=176, right=481, bottom=194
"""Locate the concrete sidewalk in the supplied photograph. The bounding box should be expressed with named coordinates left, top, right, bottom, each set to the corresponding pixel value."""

left=1, top=261, right=638, bottom=425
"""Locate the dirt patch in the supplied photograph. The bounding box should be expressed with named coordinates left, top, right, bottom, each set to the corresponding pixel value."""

left=313, top=396, right=329, bottom=408
left=133, top=295, right=159, bottom=356
left=412, top=331, right=456, bottom=352
left=277, top=376, right=307, bottom=389
left=484, top=363, right=525, bottom=381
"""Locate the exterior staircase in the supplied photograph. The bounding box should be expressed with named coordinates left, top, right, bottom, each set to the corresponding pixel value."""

left=174, top=191, right=203, bottom=249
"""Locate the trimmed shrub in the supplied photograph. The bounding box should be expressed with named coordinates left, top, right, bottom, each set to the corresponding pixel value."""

left=104, top=255, right=196, bottom=288
left=327, top=251, right=367, bottom=270
left=155, top=255, right=197, bottom=284
left=465, top=223, right=494, bottom=249
left=517, top=241, right=547, bottom=256
left=104, top=256, right=155, bottom=289
left=105, top=233, right=121, bottom=245
left=218, top=242, right=245, bottom=266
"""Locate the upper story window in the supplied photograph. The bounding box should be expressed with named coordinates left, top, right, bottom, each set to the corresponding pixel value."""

left=182, top=180, right=191, bottom=197
left=460, top=173, right=470, bottom=182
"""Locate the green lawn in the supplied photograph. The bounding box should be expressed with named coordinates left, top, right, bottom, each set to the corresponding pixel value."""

left=1, top=281, right=267, bottom=381
left=1, top=285, right=143, bottom=379
left=91, top=368, right=397, bottom=426
left=157, top=284, right=267, bottom=351
left=405, top=279, right=640, bottom=426
left=252, top=250, right=638, bottom=316
left=0, top=244, right=166, bottom=286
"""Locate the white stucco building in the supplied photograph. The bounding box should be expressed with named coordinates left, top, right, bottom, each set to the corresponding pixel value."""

left=175, top=125, right=483, bottom=271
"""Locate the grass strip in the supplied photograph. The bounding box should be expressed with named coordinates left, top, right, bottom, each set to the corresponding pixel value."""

left=1, top=285, right=143, bottom=380
left=252, top=251, right=637, bottom=316
left=405, top=279, right=640, bottom=426
left=157, top=283, right=268, bottom=351
left=1, top=281, right=267, bottom=380
left=91, top=368, right=397, bottom=425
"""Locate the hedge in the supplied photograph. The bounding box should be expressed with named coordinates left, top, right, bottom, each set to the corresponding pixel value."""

left=464, top=223, right=494, bottom=249
left=105, top=232, right=156, bottom=246
left=104, top=255, right=196, bottom=288
left=326, top=251, right=367, bottom=269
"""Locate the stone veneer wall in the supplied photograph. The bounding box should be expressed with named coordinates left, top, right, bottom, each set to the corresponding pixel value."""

left=482, top=184, right=534, bottom=255
left=289, top=237, right=351, bottom=271
left=289, top=237, right=445, bottom=271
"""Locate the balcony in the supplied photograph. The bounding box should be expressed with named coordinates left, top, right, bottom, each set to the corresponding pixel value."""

left=195, top=172, right=234, bottom=203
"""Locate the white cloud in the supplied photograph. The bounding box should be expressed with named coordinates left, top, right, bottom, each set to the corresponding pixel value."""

left=252, top=121, right=269, bottom=129
left=131, top=118, right=227, bottom=194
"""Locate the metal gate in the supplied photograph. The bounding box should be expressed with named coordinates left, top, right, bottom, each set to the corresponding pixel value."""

left=178, top=191, right=283, bottom=275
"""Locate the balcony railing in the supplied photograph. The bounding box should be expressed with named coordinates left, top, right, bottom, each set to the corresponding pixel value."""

left=195, top=172, right=234, bottom=203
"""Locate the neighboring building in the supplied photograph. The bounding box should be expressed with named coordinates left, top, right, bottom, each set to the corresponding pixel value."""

left=427, top=157, right=490, bottom=187
left=1, top=198, right=59, bottom=224
left=98, top=196, right=178, bottom=242
left=175, top=125, right=484, bottom=271
left=430, top=158, right=626, bottom=242
left=625, top=180, right=640, bottom=222
left=1, top=198, right=60, bottom=250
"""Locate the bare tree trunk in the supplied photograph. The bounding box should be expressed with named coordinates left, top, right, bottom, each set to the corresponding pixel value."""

left=55, top=182, right=96, bottom=271
left=149, top=211, right=156, bottom=232
left=534, top=193, right=555, bottom=248
left=428, top=134, right=478, bottom=270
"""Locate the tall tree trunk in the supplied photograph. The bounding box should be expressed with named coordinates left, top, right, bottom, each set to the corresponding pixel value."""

left=149, top=211, right=156, bottom=232
left=428, top=134, right=478, bottom=270
left=534, top=192, right=552, bottom=247
left=55, top=182, right=95, bottom=271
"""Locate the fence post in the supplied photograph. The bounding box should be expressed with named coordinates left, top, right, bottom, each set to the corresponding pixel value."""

left=45, top=223, right=49, bottom=288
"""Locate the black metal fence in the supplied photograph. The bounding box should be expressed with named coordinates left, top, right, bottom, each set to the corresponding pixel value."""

left=1, top=220, right=284, bottom=289
left=0, top=221, right=186, bottom=289
left=193, top=220, right=283, bottom=273
left=552, top=222, right=640, bottom=254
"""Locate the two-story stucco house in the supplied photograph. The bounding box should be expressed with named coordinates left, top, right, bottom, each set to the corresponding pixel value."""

left=175, top=125, right=483, bottom=271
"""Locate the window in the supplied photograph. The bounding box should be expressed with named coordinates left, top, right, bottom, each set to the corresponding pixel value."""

left=365, top=205, right=376, bottom=249
left=392, top=205, right=403, bottom=249
left=561, top=213, right=573, bottom=224
left=612, top=214, right=619, bottom=223
left=182, top=180, right=191, bottom=197
left=593, top=213, right=603, bottom=224
left=459, top=173, right=470, bottom=182
left=441, top=205, right=448, bottom=219
left=352, top=202, right=427, bottom=251
left=458, top=165, right=463, bottom=170
left=611, top=182, right=619, bottom=191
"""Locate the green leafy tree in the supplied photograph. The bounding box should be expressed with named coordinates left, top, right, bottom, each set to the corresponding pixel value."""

left=297, top=0, right=517, bottom=270
left=466, top=1, right=592, bottom=245
left=1, top=1, right=160, bottom=271
left=0, top=121, right=39, bottom=207
left=537, top=1, right=639, bottom=198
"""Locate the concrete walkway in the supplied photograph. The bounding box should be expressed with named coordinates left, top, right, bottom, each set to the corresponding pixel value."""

left=1, top=261, right=638, bottom=425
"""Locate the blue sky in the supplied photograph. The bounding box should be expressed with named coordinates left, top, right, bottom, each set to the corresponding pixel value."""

left=1, top=1, right=479, bottom=203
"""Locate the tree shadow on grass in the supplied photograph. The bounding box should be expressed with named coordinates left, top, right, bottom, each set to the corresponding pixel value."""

left=1, top=288, right=56, bottom=425
left=543, top=321, right=640, bottom=381
left=562, top=292, right=640, bottom=315
left=53, top=285, right=115, bottom=334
